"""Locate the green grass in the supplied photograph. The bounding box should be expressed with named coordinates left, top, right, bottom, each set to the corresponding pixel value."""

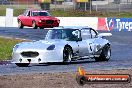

left=0, top=5, right=40, bottom=16
left=0, top=37, right=24, bottom=61
left=50, top=10, right=132, bottom=17
left=0, top=5, right=132, bottom=17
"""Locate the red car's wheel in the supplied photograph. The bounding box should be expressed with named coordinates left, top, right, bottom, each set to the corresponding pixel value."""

left=18, top=20, right=24, bottom=29
left=32, top=21, right=38, bottom=29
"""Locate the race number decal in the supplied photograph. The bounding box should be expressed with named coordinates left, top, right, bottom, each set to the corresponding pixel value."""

left=87, top=42, right=94, bottom=53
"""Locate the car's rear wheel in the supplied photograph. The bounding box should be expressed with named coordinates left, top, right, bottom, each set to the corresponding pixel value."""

left=15, top=63, right=29, bottom=67
left=63, top=47, right=73, bottom=64
left=95, top=44, right=111, bottom=62
left=18, top=20, right=24, bottom=29
left=32, top=21, right=38, bottom=29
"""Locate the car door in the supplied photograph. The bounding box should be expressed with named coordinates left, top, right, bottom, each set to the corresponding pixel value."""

left=91, top=29, right=106, bottom=53
left=22, top=10, right=31, bottom=26
left=77, top=29, right=91, bottom=57
left=78, top=28, right=96, bottom=57
left=25, top=11, right=32, bottom=26
left=27, top=11, right=34, bottom=26
left=88, top=28, right=99, bottom=54
left=69, top=29, right=88, bottom=57
left=20, top=10, right=29, bottom=26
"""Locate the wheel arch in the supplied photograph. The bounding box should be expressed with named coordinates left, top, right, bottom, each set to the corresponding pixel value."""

left=64, top=44, right=73, bottom=53
left=101, top=43, right=111, bottom=51
left=18, top=19, right=22, bottom=23
left=17, top=19, right=20, bottom=22
left=32, top=20, right=38, bottom=29
left=32, top=20, right=36, bottom=23
left=63, top=44, right=73, bottom=63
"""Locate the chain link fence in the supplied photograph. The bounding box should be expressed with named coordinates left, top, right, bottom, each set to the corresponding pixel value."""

left=92, top=0, right=132, bottom=12
left=50, top=0, right=132, bottom=12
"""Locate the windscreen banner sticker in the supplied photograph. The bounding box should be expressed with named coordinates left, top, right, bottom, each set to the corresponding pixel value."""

left=98, top=18, right=132, bottom=31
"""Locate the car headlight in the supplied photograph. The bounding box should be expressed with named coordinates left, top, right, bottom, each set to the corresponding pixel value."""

left=13, top=44, right=19, bottom=51
left=39, top=20, right=42, bottom=23
left=47, top=45, right=55, bottom=50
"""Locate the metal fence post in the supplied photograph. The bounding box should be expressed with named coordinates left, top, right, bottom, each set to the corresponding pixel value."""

left=96, top=3, right=97, bottom=12
left=90, top=0, right=91, bottom=14
left=119, top=2, right=120, bottom=12
left=85, top=2, right=86, bottom=11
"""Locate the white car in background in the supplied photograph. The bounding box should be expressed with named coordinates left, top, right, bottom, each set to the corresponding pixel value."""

left=12, top=27, right=112, bottom=67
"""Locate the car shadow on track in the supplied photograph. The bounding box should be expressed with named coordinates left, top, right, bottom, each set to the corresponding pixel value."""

left=33, top=60, right=99, bottom=66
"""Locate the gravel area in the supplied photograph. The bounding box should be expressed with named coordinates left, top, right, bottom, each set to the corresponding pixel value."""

left=0, top=69, right=132, bottom=88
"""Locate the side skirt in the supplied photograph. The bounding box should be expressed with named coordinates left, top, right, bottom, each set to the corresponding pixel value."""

left=71, top=55, right=100, bottom=61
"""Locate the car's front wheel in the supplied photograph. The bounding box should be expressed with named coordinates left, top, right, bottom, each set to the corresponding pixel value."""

left=95, top=44, right=111, bottom=62
left=18, top=20, right=24, bottom=29
left=63, top=47, right=73, bottom=64
left=15, top=63, right=29, bottom=67
left=32, top=21, right=38, bottom=29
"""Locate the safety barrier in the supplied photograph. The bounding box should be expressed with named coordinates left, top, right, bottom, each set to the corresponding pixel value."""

left=98, top=18, right=132, bottom=31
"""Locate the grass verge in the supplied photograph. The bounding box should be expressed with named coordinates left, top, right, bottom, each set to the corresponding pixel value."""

left=0, top=9, right=131, bottom=17
left=50, top=10, right=132, bottom=17
left=0, top=5, right=132, bottom=17
left=0, top=37, right=25, bottom=61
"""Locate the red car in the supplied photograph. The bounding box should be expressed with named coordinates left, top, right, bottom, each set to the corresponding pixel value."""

left=17, top=10, right=60, bottom=29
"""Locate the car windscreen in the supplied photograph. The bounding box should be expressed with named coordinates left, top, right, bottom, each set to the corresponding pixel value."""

left=32, top=11, right=51, bottom=16
left=45, top=29, right=80, bottom=41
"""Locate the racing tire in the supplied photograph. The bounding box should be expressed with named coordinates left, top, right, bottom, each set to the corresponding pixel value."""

left=63, top=47, right=73, bottom=64
left=95, top=44, right=111, bottom=62
left=32, top=21, right=38, bottom=29
left=18, top=20, right=24, bottom=29
left=15, top=63, right=29, bottom=67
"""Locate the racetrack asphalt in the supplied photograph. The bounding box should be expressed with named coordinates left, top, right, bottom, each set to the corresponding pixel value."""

left=0, top=27, right=132, bottom=75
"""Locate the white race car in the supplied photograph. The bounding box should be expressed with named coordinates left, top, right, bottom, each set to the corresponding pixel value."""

left=12, top=27, right=112, bottom=67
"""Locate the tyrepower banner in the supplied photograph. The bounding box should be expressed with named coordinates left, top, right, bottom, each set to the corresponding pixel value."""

left=98, top=18, right=132, bottom=31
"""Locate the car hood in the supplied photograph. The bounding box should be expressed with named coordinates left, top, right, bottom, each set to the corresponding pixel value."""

left=35, top=16, right=58, bottom=20
left=17, top=39, right=67, bottom=51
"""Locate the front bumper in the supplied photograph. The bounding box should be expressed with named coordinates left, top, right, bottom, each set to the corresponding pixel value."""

left=36, top=21, right=59, bottom=28
left=12, top=49, right=63, bottom=63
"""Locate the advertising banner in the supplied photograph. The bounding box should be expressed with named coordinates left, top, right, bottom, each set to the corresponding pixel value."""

left=76, top=0, right=89, bottom=3
left=98, top=18, right=132, bottom=31
left=38, top=0, right=51, bottom=3
left=56, top=0, right=64, bottom=1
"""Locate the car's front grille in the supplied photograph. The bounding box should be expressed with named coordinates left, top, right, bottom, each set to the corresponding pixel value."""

left=46, top=20, right=54, bottom=24
left=21, top=52, right=39, bottom=58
